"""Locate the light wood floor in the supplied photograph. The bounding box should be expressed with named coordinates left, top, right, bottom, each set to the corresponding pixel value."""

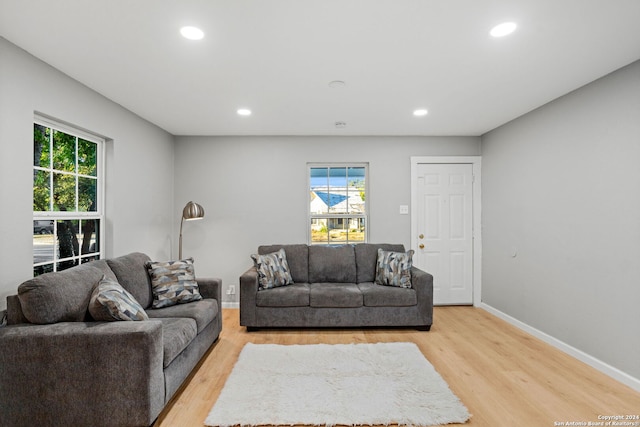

left=154, top=307, right=640, bottom=427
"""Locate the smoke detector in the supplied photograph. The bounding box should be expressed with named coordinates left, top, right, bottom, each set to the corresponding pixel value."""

left=329, top=80, right=346, bottom=88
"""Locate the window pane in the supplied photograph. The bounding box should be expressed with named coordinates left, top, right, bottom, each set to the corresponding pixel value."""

left=79, top=219, right=99, bottom=255
left=329, top=168, right=347, bottom=214
left=347, top=167, right=366, bottom=180
left=329, top=167, right=347, bottom=187
left=78, top=177, right=97, bottom=212
left=349, top=218, right=366, bottom=243
left=53, top=130, right=76, bottom=172
left=310, top=167, right=329, bottom=187
left=327, top=217, right=364, bottom=243
left=310, top=219, right=329, bottom=244
left=56, top=219, right=79, bottom=260
left=34, top=264, right=54, bottom=277
left=53, top=173, right=76, bottom=211
left=347, top=167, right=366, bottom=214
left=33, top=220, right=54, bottom=265
left=310, top=191, right=328, bottom=215
left=310, top=167, right=329, bottom=214
left=78, top=138, right=97, bottom=177
left=33, top=124, right=50, bottom=168
left=57, top=260, right=78, bottom=272
left=81, top=255, right=100, bottom=264
left=328, top=218, right=347, bottom=243
left=33, top=169, right=50, bottom=211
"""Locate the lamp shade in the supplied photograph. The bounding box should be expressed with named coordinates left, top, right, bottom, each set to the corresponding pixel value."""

left=182, top=201, right=205, bottom=221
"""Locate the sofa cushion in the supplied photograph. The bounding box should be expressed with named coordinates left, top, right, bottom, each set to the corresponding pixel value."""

left=145, top=258, right=203, bottom=308
left=89, top=276, right=149, bottom=321
left=146, top=299, right=218, bottom=333
left=258, top=244, right=309, bottom=283
left=309, top=283, right=363, bottom=308
left=354, top=243, right=406, bottom=283
left=107, top=252, right=153, bottom=309
left=358, top=282, right=418, bottom=307
left=155, top=317, right=197, bottom=368
left=256, top=283, right=310, bottom=307
left=375, top=249, right=414, bottom=288
left=251, top=249, right=294, bottom=290
left=18, top=264, right=104, bottom=324
left=308, top=245, right=356, bottom=283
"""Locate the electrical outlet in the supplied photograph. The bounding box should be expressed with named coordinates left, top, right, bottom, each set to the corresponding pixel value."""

left=399, top=205, right=409, bottom=215
left=227, top=285, right=236, bottom=295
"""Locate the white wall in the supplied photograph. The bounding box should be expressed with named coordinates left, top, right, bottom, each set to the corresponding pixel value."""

left=173, top=136, right=480, bottom=303
left=481, top=60, right=640, bottom=380
left=0, top=37, right=175, bottom=310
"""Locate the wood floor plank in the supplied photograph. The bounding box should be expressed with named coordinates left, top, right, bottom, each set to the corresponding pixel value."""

left=153, top=307, right=640, bottom=427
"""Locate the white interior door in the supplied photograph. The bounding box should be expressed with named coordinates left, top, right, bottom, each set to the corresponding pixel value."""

left=414, top=163, right=474, bottom=305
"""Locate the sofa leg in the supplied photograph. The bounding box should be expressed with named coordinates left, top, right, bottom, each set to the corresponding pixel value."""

left=417, top=325, right=431, bottom=331
left=246, top=326, right=258, bottom=332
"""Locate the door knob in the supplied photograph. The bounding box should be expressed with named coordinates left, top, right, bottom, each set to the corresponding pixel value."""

left=419, top=244, right=425, bottom=249
left=419, top=234, right=424, bottom=239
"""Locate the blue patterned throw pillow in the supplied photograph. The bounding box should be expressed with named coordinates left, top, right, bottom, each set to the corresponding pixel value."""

left=89, top=276, right=149, bottom=321
left=375, top=248, right=414, bottom=288
left=251, top=248, right=294, bottom=290
left=145, top=258, right=203, bottom=308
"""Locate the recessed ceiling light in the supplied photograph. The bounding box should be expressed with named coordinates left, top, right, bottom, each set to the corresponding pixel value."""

left=413, top=109, right=428, bottom=117
left=490, top=22, right=517, bottom=37
left=237, top=108, right=252, bottom=116
left=180, top=26, right=204, bottom=40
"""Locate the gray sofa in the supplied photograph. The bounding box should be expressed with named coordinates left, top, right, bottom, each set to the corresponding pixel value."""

left=0, top=252, right=222, bottom=427
left=240, top=243, right=433, bottom=331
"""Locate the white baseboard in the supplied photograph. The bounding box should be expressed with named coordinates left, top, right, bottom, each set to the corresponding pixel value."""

left=222, top=302, right=239, bottom=309
left=479, top=303, right=640, bottom=392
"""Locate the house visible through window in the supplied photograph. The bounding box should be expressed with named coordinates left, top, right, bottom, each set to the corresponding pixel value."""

left=33, top=116, right=104, bottom=276
left=308, top=163, right=368, bottom=245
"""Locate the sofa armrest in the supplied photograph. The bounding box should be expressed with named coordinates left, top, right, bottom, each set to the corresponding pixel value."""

left=0, top=321, right=165, bottom=426
left=239, top=266, right=259, bottom=326
left=197, top=277, right=222, bottom=301
left=411, top=266, right=434, bottom=326
left=6, top=294, right=27, bottom=325
left=197, top=277, right=223, bottom=333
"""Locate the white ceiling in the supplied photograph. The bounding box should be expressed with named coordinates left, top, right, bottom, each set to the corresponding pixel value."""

left=1, top=0, right=639, bottom=136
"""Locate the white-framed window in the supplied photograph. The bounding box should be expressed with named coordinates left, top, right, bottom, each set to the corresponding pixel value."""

left=308, top=163, right=368, bottom=245
left=33, top=115, right=105, bottom=276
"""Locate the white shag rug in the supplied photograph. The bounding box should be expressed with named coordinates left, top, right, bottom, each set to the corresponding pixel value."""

left=205, top=342, right=470, bottom=427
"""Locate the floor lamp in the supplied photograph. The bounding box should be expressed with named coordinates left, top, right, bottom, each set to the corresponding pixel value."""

left=179, top=201, right=205, bottom=259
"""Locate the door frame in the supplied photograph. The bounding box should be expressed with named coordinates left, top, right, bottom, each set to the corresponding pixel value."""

left=410, top=156, right=482, bottom=306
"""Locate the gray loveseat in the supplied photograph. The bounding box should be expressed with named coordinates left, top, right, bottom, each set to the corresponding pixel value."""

left=240, top=243, right=433, bottom=331
left=0, top=252, right=222, bottom=427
